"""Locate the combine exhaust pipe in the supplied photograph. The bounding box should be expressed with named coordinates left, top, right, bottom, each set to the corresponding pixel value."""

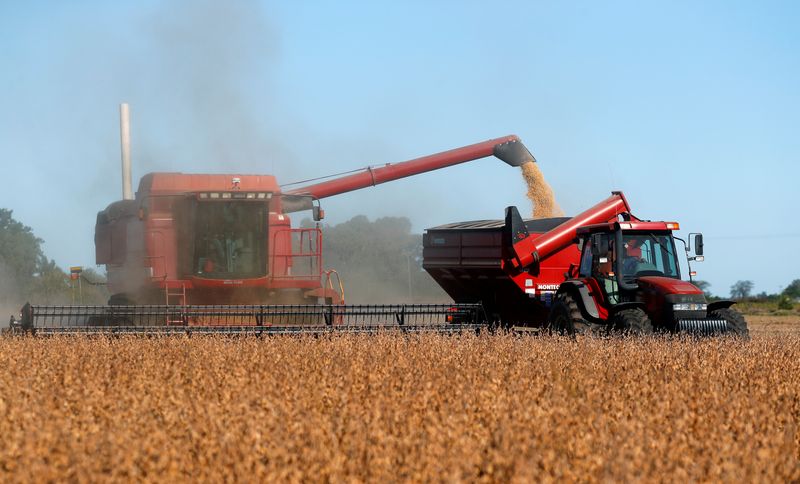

left=119, top=103, right=133, bottom=200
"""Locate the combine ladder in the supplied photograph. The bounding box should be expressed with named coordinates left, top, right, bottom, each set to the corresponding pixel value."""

left=164, top=281, right=188, bottom=326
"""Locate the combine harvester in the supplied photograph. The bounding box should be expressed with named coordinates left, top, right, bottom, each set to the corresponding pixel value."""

left=9, top=105, right=531, bottom=334
left=8, top=105, right=747, bottom=335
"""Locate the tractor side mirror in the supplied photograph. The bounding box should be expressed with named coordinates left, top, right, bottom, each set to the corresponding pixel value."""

left=312, top=206, right=325, bottom=222
left=693, top=233, right=704, bottom=256
left=591, top=234, right=609, bottom=257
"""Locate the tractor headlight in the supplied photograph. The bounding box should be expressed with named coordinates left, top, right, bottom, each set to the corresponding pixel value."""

left=673, top=303, right=707, bottom=311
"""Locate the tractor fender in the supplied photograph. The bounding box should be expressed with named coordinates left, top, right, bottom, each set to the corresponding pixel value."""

left=608, top=301, right=647, bottom=315
left=557, top=281, right=600, bottom=320
left=707, top=300, right=736, bottom=312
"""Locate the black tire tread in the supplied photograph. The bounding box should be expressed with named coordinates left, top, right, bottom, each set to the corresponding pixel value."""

left=709, top=307, right=749, bottom=337
left=612, top=308, right=654, bottom=335
left=548, top=292, right=591, bottom=336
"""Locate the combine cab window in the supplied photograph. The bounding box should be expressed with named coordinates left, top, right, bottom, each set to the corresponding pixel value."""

left=193, top=201, right=268, bottom=279
left=621, top=233, right=679, bottom=279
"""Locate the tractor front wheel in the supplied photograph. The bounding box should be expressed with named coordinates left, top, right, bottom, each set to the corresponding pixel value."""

left=612, top=308, right=654, bottom=335
left=709, top=307, right=749, bottom=338
left=548, top=293, right=591, bottom=336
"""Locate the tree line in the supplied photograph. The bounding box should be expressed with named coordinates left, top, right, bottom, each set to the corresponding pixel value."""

left=304, top=215, right=448, bottom=303
left=0, top=209, right=107, bottom=315
left=696, top=279, right=799, bottom=310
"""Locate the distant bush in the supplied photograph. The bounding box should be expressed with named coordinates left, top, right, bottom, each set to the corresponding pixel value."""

left=777, top=295, right=794, bottom=311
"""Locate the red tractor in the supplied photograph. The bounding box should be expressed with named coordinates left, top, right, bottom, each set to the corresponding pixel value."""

left=424, top=191, right=748, bottom=336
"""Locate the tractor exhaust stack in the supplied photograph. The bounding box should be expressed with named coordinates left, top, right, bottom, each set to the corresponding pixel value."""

left=119, top=103, right=133, bottom=200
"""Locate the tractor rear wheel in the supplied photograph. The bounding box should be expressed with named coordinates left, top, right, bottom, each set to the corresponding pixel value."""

left=709, top=307, right=749, bottom=338
left=612, top=308, right=653, bottom=335
left=548, top=293, right=591, bottom=336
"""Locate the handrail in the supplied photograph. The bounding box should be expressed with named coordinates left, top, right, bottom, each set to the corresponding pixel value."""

left=270, top=228, right=323, bottom=280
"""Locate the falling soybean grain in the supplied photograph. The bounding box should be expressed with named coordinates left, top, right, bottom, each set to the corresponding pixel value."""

left=521, top=162, right=562, bottom=219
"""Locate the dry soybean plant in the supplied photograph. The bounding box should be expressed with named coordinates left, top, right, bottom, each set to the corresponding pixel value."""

left=0, top=334, right=798, bottom=482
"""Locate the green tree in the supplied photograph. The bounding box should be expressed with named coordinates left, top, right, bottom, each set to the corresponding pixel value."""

left=311, top=215, right=448, bottom=303
left=782, top=279, right=800, bottom=300
left=730, top=280, right=754, bottom=300
left=29, top=258, right=71, bottom=304
left=777, top=295, right=794, bottom=310
left=0, top=208, right=46, bottom=292
left=0, top=209, right=109, bottom=308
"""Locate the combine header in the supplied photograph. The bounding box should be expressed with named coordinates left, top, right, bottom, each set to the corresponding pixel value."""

left=10, top=303, right=486, bottom=335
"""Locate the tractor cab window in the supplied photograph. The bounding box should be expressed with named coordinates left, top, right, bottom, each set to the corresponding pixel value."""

left=578, top=238, right=593, bottom=277
left=621, top=233, right=679, bottom=279
left=193, top=201, right=268, bottom=279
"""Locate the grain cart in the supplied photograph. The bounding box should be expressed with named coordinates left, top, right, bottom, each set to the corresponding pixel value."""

left=423, top=192, right=748, bottom=336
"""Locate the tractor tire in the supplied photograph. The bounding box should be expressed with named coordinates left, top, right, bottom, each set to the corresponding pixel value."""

left=709, top=307, right=749, bottom=338
left=548, top=293, right=591, bottom=336
left=612, top=308, right=654, bottom=335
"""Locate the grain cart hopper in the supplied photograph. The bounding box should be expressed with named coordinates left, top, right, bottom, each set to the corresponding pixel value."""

left=9, top=125, right=533, bottom=333
left=423, top=192, right=748, bottom=336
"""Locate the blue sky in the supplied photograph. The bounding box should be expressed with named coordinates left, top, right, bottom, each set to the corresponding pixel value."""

left=0, top=0, right=797, bottom=297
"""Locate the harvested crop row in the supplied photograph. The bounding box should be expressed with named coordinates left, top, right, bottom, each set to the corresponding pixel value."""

left=0, top=334, right=798, bottom=482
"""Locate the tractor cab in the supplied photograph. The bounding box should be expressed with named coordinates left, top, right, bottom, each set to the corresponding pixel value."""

left=566, top=220, right=743, bottom=335
left=577, top=221, right=685, bottom=306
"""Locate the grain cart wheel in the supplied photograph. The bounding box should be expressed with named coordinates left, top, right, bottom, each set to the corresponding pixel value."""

left=709, top=307, right=749, bottom=338
left=612, top=308, right=653, bottom=335
left=108, top=293, right=136, bottom=306
left=548, top=293, right=590, bottom=336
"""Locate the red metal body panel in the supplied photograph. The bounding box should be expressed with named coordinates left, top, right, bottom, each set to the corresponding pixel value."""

left=638, top=276, right=703, bottom=295
left=142, top=173, right=280, bottom=194
left=287, top=135, right=522, bottom=199
left=582, top=277, right=611, bottom=320
left=423, top=216, right=581, bottom=325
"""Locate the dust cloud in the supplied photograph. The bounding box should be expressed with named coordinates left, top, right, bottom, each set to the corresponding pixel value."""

left=521, top=162, right=562, bottom=219
left=136, top=0, right=290, bottom=174
left=0, top=261, right=22, bottom=321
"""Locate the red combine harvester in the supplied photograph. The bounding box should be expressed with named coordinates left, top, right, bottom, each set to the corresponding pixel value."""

left=423, top=192, right=748, bottom=336
left=10, top=128, right=533, bottom=334
left=94, top=135, right=531, bottom=307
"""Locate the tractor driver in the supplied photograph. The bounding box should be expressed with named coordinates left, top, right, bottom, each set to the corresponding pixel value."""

left=623, top=238, right=643, bottom=275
